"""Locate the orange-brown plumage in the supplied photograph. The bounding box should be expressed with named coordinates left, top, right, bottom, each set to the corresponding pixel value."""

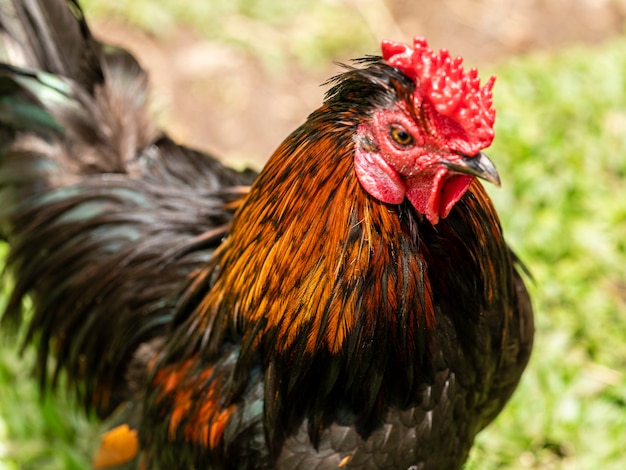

left=0, top=2, right=532, bottom=469
left=188, top=119, right=433, bottom=356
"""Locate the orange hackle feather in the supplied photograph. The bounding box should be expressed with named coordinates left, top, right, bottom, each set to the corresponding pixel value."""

left=191, top=117, right=435, bottom=359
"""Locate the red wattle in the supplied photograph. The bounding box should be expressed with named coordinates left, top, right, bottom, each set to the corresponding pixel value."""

left=405, top=171, right=473, bottom=225
left=440, top=175, right=473, bottom=219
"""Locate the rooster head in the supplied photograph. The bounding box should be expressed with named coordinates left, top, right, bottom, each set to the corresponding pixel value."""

left=354, top=37, right=499, bottom=224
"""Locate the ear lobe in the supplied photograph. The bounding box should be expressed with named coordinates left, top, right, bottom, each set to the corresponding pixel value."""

left=354, top=146, right=406, bottom=205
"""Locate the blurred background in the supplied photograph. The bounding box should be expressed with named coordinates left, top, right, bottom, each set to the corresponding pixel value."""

left=1, top=0, right=626, bottom=468
left=80, top=0, right=626, bottom=167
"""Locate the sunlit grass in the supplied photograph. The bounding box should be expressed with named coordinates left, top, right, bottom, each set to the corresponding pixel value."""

left=0, top=348, right=99, bottom=470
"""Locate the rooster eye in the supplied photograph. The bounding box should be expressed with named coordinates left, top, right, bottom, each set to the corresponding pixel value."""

left=390, top=125, right=414, bottom=147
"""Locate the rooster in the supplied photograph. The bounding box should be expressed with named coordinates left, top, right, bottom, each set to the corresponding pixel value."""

left=0, top=1, right=533, bottom=469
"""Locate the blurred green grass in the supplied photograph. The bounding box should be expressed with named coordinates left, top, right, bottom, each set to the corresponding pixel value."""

left=1, top=3, right=626, bottom=470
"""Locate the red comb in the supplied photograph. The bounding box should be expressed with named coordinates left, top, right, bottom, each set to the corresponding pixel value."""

left=382, top=37, right=496, bottom=153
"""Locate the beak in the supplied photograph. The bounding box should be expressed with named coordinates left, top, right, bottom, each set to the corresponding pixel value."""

left=442, top=152, right=501, bottom=187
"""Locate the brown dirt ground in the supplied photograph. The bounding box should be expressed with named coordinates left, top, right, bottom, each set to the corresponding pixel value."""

left=90, top=0, right=626, bottom=168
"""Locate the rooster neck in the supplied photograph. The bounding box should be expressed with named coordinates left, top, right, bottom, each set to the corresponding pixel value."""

left=172, top=121, right=446, bottom=443
left=207, top=121, right=432, bottom=354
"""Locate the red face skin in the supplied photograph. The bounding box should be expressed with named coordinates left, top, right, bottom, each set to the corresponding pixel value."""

left=354, top=102, right=476, bottom=225
left=356, top=37, right=497, bottom=223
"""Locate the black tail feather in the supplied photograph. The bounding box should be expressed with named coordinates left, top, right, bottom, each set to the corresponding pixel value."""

left=0, top=0, right=257, bottom=415
left=0, top=0, right=103, bottom=89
